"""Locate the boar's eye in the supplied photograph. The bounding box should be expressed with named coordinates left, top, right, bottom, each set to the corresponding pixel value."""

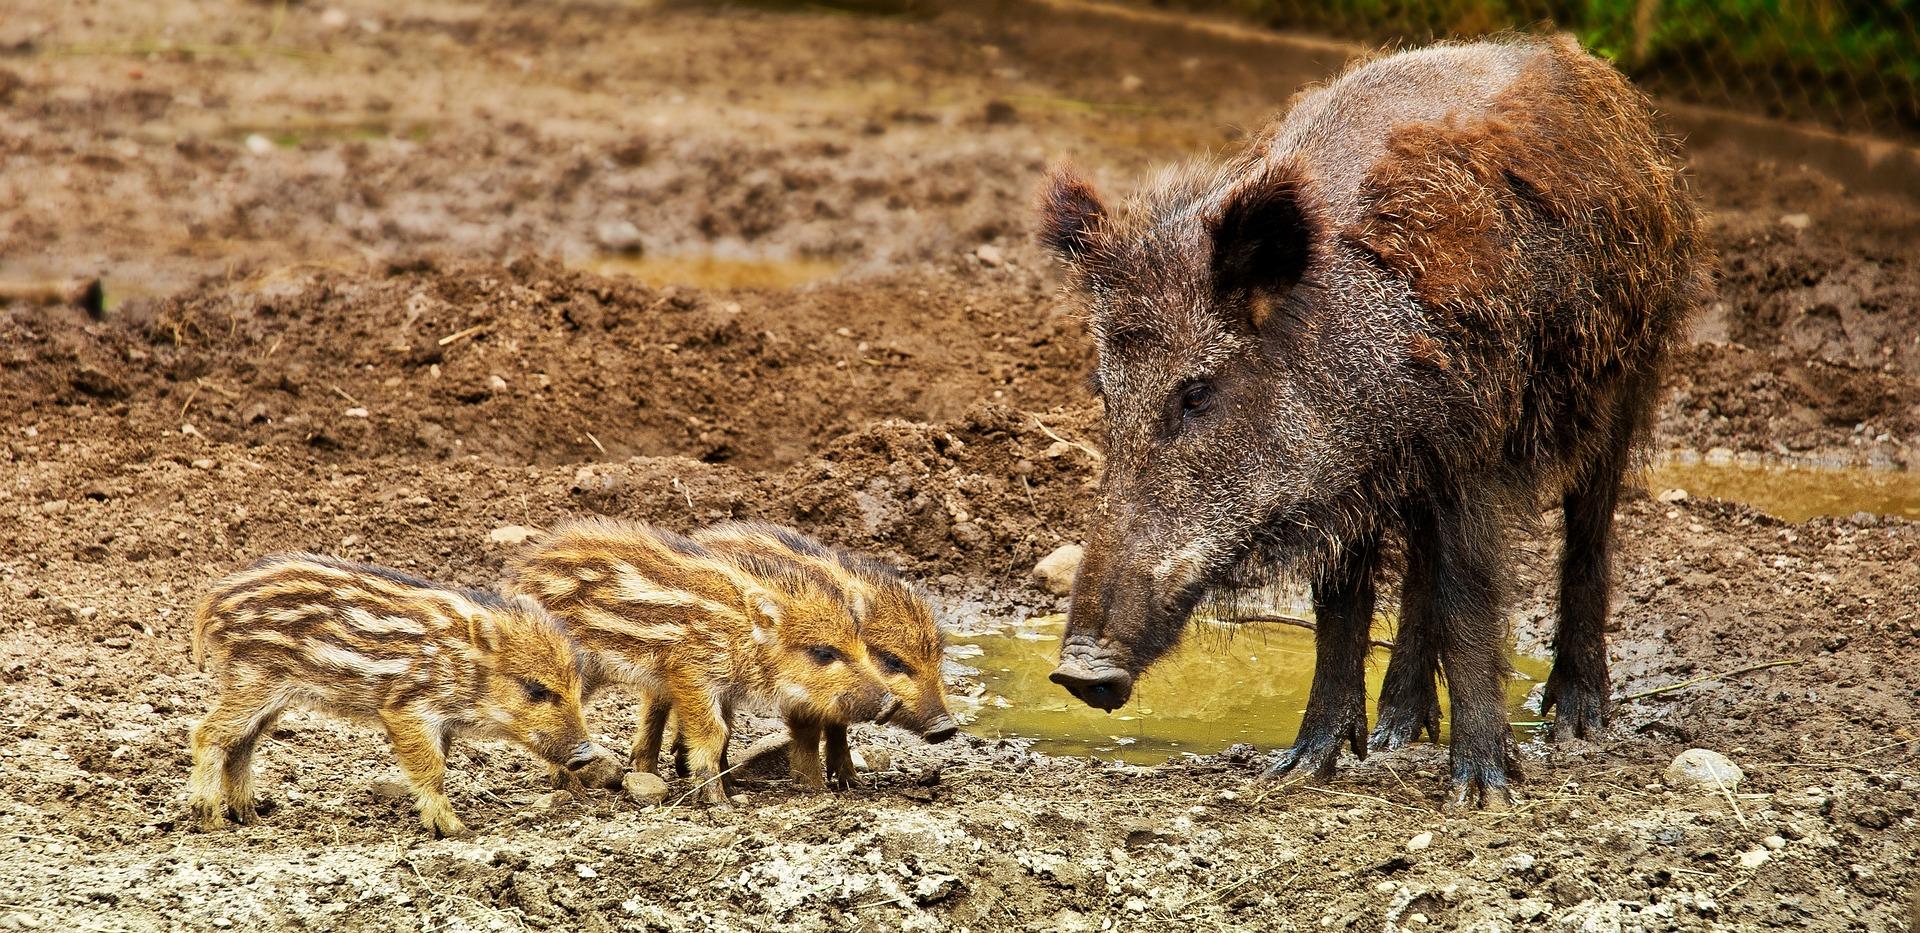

left=1179, top=381, right=1216, bottom=418
left=806, top=645, right=843, bottom=666
left=520, top=678, right=556, bottom=703
left=874, top=649, right=912, bottom=677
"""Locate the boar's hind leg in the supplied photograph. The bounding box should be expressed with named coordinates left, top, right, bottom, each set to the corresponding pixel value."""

left=1544, top=372, right=1646, bottom=740
left=379, top=708, right=466, bottom=838
left=1265, top=536, right=1379, bottom=781
left=1370, top=535, right=1443, bottom=751
left=671, top=686, right=734, bottom=806
left=188, top=682, right=287, bottom=830
left=1421, top=495, right=1519, bottom=811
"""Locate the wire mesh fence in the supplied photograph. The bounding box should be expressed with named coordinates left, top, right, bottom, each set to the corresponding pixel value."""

left=1170, top=0, right=1920, bottom=141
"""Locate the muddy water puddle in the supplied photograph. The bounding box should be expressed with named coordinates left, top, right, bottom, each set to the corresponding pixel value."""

left=1645, top=458, right=1920, bottom=522
left=584, top=253, right=843, bottom=290
left=953, top=615, right=1550, bottom=765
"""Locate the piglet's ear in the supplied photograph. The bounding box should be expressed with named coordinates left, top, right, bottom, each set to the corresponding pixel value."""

left=1207, top=167, right=1314, bottom=313
left=1036, top=165, right=1107, bottom=262
left=747, top=591, right=782, bottom=645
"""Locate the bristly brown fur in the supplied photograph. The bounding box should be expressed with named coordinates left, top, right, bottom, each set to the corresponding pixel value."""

left=1038, top=34, right=1711, bottom=808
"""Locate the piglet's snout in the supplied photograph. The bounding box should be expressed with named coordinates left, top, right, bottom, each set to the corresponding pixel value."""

left=563, top=741, right=601, bottom=771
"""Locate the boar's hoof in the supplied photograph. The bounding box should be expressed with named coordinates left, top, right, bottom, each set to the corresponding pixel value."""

left=1540, top=676, right=1610, bottom=743
left=226, top=797, right=263, bottom=826
left=1048, top=665, right=1133, bottom=711
left=1441, top=753, right=1519, bottom=812
left=189, top=800, right=223, bottom=832
left=1369, top=699, right=1442, bottom=752
left=1264, top=714, right=1367, bottom=782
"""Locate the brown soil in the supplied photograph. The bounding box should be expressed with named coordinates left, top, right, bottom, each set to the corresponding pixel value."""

left=1, top=1, right=1915, bottom=930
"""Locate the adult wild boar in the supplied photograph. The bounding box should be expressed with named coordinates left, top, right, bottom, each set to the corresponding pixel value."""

left=1038, top=36, right=1709, bottom=808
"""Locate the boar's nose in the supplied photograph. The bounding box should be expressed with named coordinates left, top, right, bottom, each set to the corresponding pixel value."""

left=920, top=715, right=959, bottom=744
left=1049, top=664, right=1134, bottom=711
left=564, top=741, right=599, bottom=771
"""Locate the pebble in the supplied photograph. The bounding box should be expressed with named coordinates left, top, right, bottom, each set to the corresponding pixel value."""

left=1779, top=212, right=1811, bottom=230
left=974, top=244, right=1006, bottom=267
left=39, top=499, right=69, bottom=516
left=1738, top=848, right=1771, bottom=868
left=1407, top=831, right=1433, bottom=852
left=191, top=458, right=216, bottom=470
left=857, top=746, right=893, bottom=772
left=575, top=863, right=598, bottom=879
left=369, top=780, right=411, bottom=802
left=622, top=771, right=669, bottom=806
left=1504, top=853, right=1536, bottom=874
left=595, top=219, right=644, bottom=254
left=1657, top=488, right=1689, bottom=503
left=487, top=525, right=537, bottom=546
left=1031, top=544, right=1084, bottom=596
left=487, top=375, right=509, bottom=392
left=1665, top=749, right=1744, bottom=789
left=244, top=134, right=274, bottom=156
left=529, top=790, right=574, bottom=811
left=1762, top=835, right=1786, bottom=850
left=343, top=407, right=369, bottom=419
left=1043, top=441, right=1073, bottom=459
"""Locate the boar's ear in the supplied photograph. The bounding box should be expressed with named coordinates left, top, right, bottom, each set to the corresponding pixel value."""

left=1037, top=165, right=1107, bottom=263
left=1207, top=167, right=1314, bottom=327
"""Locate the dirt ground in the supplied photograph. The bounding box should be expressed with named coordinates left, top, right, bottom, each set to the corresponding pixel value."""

left=1, top=0, right=1917, bottom=930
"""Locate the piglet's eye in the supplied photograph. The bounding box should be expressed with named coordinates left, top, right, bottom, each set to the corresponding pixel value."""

left=807, top=645, right=842, bottom=666
left=874, top=649, right=910, bottom=676
left=520, top=678, right=556, bottom=703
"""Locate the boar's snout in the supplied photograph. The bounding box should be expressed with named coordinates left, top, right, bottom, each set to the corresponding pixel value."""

left=1049, top=663, right=1133, bottom=711
left=563, top=741, right=602, bottom=772
left=919, top=714, right=959, bottom=744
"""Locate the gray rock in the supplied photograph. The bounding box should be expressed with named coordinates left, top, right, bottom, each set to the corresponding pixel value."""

left=1665, top=748, right=1744, bottom=789
left=622, top=771, right=669, bottom=806
left=1032, top=544, right=1084, bottom=596
left=595, top=219, right=644, bottom=254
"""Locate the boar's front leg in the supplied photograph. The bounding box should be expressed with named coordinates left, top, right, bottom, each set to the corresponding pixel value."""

left=1419, top=494, right=1520, bottom=811
left=670, top=684, right=734, bottom=807
left=1543, top=372, right=1643, bottom=741
left=785, top=717, right=827, bottom=791
left=822, top=724, right=861, bottom=788
left=1370, top=534, right=1442, bottom=751
left=1265, top=536, right=1378, bottom=781
left=379, top=707, right=466, bottom=838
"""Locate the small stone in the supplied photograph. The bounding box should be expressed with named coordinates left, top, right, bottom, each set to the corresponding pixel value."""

left=1374, top=880, right=1398, bottom=894
left=1124, top=897, right=1146, bottom=913
left=859, top=746, right=893, bottom=772
left=1737, top=848, right=1771, bottom=868
left=974, top=244, right=1005, bottom=267
left=1665, top=749, right=1744, bottom=790
left=343, top=407, right=369, bottom=419
left=1779, top=213, right=1811, bottom=230
left=530, top=790, right=574, bottom=811
left=212, top=919, right=232, bottom=929
left=575, top=863, right=598, bottom=879
left=622, top=771, right=669, bottom=806
left=370, top=780, right=411, bottom=802
left=1032, top=544, right=1085, bottom=596
left=595, top=219, right=644, bottom=254
left=487, top=375, right=509, bottom=392
left=1504, top=853, right=1536, bottom=874
left=487, top=525, right=537, bottom=546
left=1657, top=488, right=1688, bottom=503
left=1120, top=74, right=1145, bottom=92
left=1407, top=831, right=1433, bottom=852
left=191, top=458, right=216, bottom=470
left=728, top=793, right=749, bottom=805
left=1043, top=441, right=1072, bottom=459
left=39, top=499, right=69, bottom=516
left=1762, top=835, right=1786, bottom=850
left=244, top=133, right=274, bottom=156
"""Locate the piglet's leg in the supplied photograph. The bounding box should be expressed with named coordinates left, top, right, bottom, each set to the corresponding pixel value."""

left=632, top=695, right=672, bottom=777
left=189, top=681, right=284, bottom=831
left=822, top=724, right=861, bottom=789
left=380, top=708, right=466, bottom=837
left=786, top=718, right=826, bottom=791
left=221, top=706, right=285, bottom=825
left=670, top=681, right=733, bottom=807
